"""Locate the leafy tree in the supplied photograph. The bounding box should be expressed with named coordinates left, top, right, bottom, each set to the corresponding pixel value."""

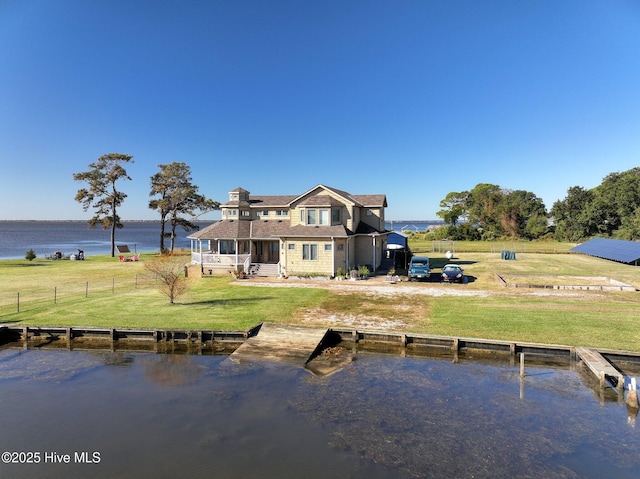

left=437, top=191, right=468, bottom=226
left=591, top=168, right=640, bottom=235
left=149, top=162, right=219, bottom=254
left=73, top=153, right=133, bottom=257
left=497, top=190, right=547, bottom=239
left=466, top=183, right=504, bottom=237
left=144, top=255, right=189, bottom=303
left=550, top=186, right=594, bottom=241
left=25, top=249, right=36, bottom=261
left=617, top=207, right=640, bottom=240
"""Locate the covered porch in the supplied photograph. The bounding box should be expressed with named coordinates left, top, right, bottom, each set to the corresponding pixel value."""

left=190, top=237, right=280, bottom=276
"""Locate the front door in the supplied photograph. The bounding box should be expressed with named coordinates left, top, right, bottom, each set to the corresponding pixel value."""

left=267, top=241, right=279, bottom=263
left=253, top=241, right=280, bottom=263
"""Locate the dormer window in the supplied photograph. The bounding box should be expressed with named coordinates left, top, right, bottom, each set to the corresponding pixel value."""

left=304, top=208, right=331, bottom=225
left=306, top=209, right=317, bottom=225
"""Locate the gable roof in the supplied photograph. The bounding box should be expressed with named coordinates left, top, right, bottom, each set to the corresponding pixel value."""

left=289, top=184, right=386, bottom=208
left=571, top=238, right=640, bottom=265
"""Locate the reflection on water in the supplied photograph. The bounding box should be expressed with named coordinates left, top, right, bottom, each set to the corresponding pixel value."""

left=0, top=346, right=639, bottom=479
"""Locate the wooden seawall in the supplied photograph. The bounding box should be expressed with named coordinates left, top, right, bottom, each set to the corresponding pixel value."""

left=2, top=323, right=638, bottom=389
left=0, top=324, right=252, bottom=349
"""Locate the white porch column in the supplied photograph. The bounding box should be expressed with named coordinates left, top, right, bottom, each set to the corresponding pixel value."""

left=331, top=237, right=335, bottom=276
left=372, top=235, right=377, bottom=272
left=234, top=239, right=239, bottom=272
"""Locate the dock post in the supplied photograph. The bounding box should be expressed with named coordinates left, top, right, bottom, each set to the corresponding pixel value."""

left=520, top=353, right=525, bottom=377
left=400, top=334, right=407, bottom=347
left=452, top=338, right=459, bottom=352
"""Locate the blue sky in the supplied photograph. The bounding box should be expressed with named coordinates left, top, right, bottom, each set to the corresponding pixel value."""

left=1, top=0, right=639, bottom=221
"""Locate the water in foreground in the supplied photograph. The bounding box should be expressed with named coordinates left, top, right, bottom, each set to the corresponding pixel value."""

left=0, top=346, right=639, bottom=479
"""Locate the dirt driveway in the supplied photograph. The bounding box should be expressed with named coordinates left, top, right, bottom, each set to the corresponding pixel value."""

left=235, top=276, right=489, bottom=330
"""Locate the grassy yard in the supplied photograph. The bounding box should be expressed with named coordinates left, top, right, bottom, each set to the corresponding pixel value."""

left=1, top=249, right=639, bottom=351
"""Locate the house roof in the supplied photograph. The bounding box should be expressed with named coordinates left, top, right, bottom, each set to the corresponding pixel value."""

left=298, top=195, right=345, bottom=207
left=189, top=219, right=295, bottom=240
left=188, top=220, right=387, bottom=240
left=191, top=184, right=388, bottom=241
left=221, top=185, right=386, bottom=209
left=188, top=220, right=250, bottom=240
left=352, top=194, right=387, bottom=208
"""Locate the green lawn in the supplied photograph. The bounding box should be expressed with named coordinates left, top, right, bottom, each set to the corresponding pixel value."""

left=1, top=250, right=639, bottom=351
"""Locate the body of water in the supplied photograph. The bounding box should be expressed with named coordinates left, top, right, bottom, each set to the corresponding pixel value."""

left=386, top=220, right=443, bottom=232
left=0, top=220, right=441, bottom=260
left=0, top=346, right=638, bottom=478
left=0, top=221, right=211, bottom=260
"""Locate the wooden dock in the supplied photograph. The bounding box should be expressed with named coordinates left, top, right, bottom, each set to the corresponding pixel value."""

left=229, top=323, right=329, bottom=365
left=575, top=346, right=625, bottom=390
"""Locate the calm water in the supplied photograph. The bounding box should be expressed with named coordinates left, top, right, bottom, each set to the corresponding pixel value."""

left=1, top=346, right=639, bottom=479
left=0, top=220, right=438, bottom=260
left=0, top=221, right=212, bottom=259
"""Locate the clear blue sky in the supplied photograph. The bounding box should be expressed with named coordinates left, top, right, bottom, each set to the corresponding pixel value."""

left=1, top=0, right=639, bottom=221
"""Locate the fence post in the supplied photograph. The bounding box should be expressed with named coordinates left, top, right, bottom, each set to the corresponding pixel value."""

left=54, top=286, right=57, bottom=304
left=17, top=292, right=20, bottom=313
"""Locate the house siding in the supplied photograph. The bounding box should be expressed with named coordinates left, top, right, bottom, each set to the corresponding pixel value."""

left=189, top=184, right=388, bottom=277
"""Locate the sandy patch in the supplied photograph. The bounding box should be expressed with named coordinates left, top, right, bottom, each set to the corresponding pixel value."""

left=235, top=279, right=490, bottom=298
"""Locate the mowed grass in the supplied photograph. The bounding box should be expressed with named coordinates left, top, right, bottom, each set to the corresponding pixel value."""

left=1, top=249, right=640, bottom=351
left=0, top=254, right=328, bottom=330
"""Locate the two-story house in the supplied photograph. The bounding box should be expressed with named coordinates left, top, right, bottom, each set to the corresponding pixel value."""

left=188, top=184, right=389, bottom=277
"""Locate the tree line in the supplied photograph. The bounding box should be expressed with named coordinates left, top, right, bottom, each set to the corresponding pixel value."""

left=73, top=153, right=219, bottom=257
left=435, top=167, right=640, bottom=242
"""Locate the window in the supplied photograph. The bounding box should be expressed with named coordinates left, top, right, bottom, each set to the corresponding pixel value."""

left=276, top=210, right=288, bottom=216
left=288, top=243, right=296, bottom=250
left=227, top=209, right=237, bottom=216
left=258, top=210, right=269, bottom=216
left=306, top=209, right=317, bottom=225
left=241, top=210, right=250, bottom=217
left=324, top=244, right=332, bottom=251
left=332, top=208, right=340, bottom=223
left=302, top=244, right=318, bottom=260
left=305, top=208, right=330, bottom=225
left=219, top=240, right=236, bottom=254
left=319, top=209, right=329, bottom=225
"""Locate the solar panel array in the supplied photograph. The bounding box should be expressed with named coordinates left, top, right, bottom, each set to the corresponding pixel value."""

left=571, top=238, right=640, bottom=264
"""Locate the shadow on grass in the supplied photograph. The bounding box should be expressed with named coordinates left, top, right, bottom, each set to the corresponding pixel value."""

left=429, top=257, right=478, bottom=268
left=185, top=297, right=275, bottom=307
left=4, top=263, right=52, bottom=268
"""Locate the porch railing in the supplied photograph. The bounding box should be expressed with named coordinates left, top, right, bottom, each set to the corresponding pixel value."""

left=191, top=253, right=251, bottom=268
